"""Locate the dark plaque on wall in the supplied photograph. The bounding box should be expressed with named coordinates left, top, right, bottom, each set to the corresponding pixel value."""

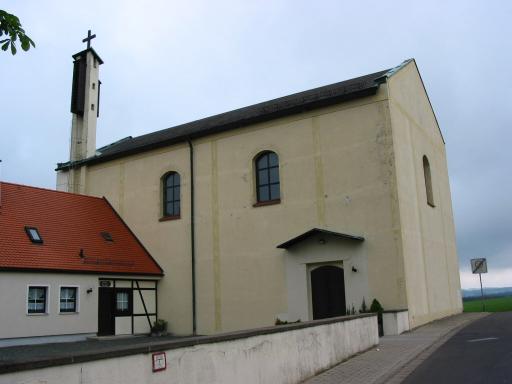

left=70, top=55, right=87, bottom=115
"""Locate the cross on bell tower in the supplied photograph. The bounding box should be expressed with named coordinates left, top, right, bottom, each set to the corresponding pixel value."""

left=82, top=29, right=96, bottom=49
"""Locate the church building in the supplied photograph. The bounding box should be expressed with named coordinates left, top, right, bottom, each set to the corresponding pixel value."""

left=56, top=37, right=462, bottom=336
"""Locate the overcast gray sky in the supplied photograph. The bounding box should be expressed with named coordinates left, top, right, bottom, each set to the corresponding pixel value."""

left=1, top=0, right=510, bottom=289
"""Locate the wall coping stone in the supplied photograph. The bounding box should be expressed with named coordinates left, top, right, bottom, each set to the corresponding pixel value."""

left=382, top=309, right=408, bottom=314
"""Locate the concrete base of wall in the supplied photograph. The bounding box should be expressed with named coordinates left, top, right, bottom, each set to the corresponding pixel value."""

left=383, top=309, right=410, bottom=336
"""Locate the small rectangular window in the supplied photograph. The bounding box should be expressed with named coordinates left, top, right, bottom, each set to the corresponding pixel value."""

left=100, top=231, right=113, bottom=242
left=115, top=289, right=132, bottom=316
left=25, top=226, right=43, bottom=243
left=60, top=287, right=78, bottom=313
left=28, top=286, right=47, bottom=314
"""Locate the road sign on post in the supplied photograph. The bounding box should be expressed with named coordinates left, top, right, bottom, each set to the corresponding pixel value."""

left=470, top=258, right=488, bottom=311
left=471, top=258, right=487, bottom=274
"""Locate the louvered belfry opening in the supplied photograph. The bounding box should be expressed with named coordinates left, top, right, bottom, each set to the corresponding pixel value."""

left=70, top=55, right=87, bottom=116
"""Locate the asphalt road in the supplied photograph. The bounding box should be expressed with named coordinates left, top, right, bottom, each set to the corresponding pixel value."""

left=402, top=312, right=512, bottom=384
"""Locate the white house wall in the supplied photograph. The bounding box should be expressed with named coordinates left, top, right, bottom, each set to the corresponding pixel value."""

left=0, top=273, right=160, bottom=341
left=0, top=272, right=98, bottom=340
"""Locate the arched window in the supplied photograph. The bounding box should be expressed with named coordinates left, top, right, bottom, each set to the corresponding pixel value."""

left=163, top=172, right=180, bottom=217
left=255, top=151, right=280, bottom=203
left=423, top=156, right=434, bottom=207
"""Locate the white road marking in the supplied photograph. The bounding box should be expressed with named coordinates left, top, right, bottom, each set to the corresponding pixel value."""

left=467, top=337, right=499, bottom=343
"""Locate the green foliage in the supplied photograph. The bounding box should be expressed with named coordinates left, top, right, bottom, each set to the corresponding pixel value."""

left=151, top=319, right=168, bottom=333
left=463, top=296, right=512, bottom=312
left=275, top=318, right=301, bottom=325
left=0, top=10, right=35, bottom=55
left=359, top=298, right=368, bottom=313
left=370, top=298, right=384, bottom=313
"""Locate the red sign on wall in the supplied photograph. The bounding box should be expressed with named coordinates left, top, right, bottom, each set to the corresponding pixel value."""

left=152, top=352, right=167, bottom=372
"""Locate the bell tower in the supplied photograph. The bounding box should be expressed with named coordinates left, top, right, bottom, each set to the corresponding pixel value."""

left=59, top=30, right=103, bottom=193
left=70, top=30, right=103, bottom=161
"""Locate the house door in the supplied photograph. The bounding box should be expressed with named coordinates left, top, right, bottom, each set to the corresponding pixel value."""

left=98, top=287, right=115, bottom=336
left=311, top=265, right=346, bottom=320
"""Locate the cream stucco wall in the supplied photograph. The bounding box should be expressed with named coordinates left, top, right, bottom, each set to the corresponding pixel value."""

left=387, top=61, right=462, bottom=328
left=56, top=63, right=461, bottom=335
left=63, top=86, right=410, bottom=336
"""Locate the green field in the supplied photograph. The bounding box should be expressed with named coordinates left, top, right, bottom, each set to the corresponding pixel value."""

left=463, top=296, right=512, bottom=312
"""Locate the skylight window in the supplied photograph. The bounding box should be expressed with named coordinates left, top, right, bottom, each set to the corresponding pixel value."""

left=25, top=226, right=43, bottom=244
left=101, top=231, right=113, bottom=242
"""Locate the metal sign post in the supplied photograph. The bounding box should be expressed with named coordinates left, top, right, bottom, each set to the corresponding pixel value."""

left=471, top=258, right=488, bottom=311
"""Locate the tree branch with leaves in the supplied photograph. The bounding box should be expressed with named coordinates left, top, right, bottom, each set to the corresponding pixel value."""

left=0, top=10, right=35, bottom=55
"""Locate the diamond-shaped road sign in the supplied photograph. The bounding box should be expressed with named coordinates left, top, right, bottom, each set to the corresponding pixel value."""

left=471, top=258, right=488, bottom=274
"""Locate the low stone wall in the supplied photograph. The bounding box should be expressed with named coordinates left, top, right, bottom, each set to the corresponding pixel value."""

left=0, top=314, right=378, bottom=384
left=382, top=309, right=410, bottom=336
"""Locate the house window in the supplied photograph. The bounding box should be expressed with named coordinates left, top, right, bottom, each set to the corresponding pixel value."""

left=100, top=231, right=113, bottom=242
left=27, top=286, right=48, bottom=314
left=423, top=155, right=435, bottom=207
left=163, top=172, right=180, bottom=218
left=115, top=289, right=132, bottom=316
left=255, top=151, right=280, bottom=204
left=25, top=226, right=43, bottom=243
left=60, top=287, right=78, bottom=313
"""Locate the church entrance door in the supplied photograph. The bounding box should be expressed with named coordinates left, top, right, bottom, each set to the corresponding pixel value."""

left=311, top=265, right=346, bottom=320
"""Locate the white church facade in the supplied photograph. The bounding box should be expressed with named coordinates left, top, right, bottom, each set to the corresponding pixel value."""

left=56, top=43, right=462, bottom=336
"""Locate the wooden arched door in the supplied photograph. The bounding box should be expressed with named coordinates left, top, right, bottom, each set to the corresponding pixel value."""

left=311, top=265, right=346, bottom=320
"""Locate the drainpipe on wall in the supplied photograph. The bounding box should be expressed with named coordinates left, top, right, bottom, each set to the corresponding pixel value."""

left=187, top=138, right=197, bottom=336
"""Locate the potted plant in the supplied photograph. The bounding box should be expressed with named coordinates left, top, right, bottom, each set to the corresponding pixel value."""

left=151, top=319, right=168, bottom=336
left=370, top=299, right=384, bottom=336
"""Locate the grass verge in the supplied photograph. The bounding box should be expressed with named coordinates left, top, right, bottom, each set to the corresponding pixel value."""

left=463, top=296, right=512, bottom=312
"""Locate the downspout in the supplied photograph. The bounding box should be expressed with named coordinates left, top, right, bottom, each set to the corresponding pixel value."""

left=187, top=138, right=197, bottom=335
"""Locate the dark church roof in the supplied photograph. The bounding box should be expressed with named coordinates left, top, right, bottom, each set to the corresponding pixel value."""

left=57, top=67, right=391, bottom=171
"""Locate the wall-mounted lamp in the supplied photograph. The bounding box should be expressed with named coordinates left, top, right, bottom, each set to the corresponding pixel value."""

left=86, top=288, right=93, bottom=294
left=352, top=266, right=358, bottom=273
left=318, top=238, right=326, bottom=245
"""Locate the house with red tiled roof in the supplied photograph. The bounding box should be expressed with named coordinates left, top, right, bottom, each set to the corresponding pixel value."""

left=0, top=182, right=163, bottom=346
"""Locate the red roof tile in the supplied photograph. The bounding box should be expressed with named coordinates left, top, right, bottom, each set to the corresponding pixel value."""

left=0, top=182, right=163, bottom=276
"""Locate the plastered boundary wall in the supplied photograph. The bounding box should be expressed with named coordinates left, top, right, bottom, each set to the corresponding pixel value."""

left=0, top=314, right=378, bottom=384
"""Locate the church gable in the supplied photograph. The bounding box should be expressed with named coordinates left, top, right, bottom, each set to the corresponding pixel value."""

left=385, top=59, right=445, bottom=145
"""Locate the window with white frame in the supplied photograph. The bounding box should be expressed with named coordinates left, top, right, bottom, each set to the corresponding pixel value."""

left=27, top=286, right=48, bottom=314
left=115, top=289, right=132, bottom=316
left=60, top=287, right=78, bottom=313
